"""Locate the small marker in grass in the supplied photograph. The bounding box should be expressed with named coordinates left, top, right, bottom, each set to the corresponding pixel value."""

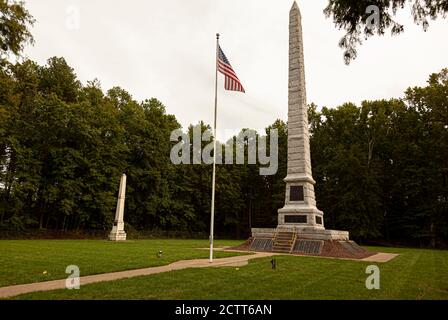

left=271, top=259, right=277, bottom=270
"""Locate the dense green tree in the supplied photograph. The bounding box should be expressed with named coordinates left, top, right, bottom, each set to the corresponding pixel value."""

left=38, top=57, right=81, bottom=103
left=403, top=69, right=448, bottom=245
left=0, top=0, right=34, bottom=59
left=0, top=56, right=447, bottom=246
left=307, top=70, right=448, bottom=246
left=310, top=102, right=383, bottom=240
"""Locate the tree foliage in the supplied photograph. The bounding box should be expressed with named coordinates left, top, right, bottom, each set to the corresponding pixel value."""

left=310, top=70, right=448, bottom=245
left=324, top=0, right=448, bottom=64
left=0, top=0, right=34, bottom=59
left=1, top=57, right=447, bottom=246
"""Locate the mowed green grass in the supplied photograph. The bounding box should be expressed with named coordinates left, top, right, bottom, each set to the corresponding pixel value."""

left=10, top=245, right=448, bottom=300
left=0, top=239, right=245, bottom=287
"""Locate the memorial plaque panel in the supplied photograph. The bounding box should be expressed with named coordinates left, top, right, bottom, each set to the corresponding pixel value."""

left=292, top=240, right=324, bottom=255
left=250, top=238, right=274, bottom=252
left=285, top=215, right=307, bottom=224
left=290, top=186, right=304, bottom=201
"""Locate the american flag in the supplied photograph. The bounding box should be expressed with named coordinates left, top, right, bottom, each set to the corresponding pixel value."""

left=217, top=45, right=245, bottom=93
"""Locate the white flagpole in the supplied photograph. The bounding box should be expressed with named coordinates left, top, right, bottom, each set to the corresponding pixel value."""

left=209, top=33, right=219, bottom=263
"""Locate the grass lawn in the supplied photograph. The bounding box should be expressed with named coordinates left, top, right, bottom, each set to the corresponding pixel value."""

left=0, top=239, right=245, bottom=287
left=2, top=240, right=448, bottom=300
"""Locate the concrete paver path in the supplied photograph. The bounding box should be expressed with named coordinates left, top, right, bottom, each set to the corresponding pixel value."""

left=361, top=252, right=399, bottom=263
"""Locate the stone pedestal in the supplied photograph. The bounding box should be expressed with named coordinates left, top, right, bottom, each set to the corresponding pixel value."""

left=252, top=227, right=349, bottom=241
left=109, top=223, right=127, bottom=241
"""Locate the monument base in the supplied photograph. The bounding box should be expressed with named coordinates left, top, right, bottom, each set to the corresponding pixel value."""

left=233, top=227, right=374, bottom=260
left=109, top=231, right=127, bottom=241
left=252, top=227, right=349, bottom=241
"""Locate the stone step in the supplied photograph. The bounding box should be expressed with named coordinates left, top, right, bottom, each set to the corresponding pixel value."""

left=276, top=237, right=294, bottom=241
left=275, top=236, right=294, bottom=240
left=273, top=241, right=291, bottom=245
left=272, top=231, right=296, bottom=254
left=276, top=235, right=294, bottom=240
left=275, top=240, right=293, bottom=244
left=276, top=232, right=294, bottom=236
left=272, top=247, right=291, bottom=253
left=275, top=234, right=294, bottom=239
left=273, top=244, right=292, bottom=250
left=274, top=244, right=293, bottom=249
left=272, top=245, right=291, bottom=249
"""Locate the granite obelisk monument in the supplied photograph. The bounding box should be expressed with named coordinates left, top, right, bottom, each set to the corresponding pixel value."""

left=277, top=1, right=324, bottom=230
left=247, top=2, right=375, bottom=258
left=273, top=1, right=348, bottom=240
left=109, top=174, right=127, bottom=241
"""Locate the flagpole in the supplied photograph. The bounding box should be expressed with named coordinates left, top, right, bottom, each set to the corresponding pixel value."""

left=209, top=33, right=219, bottom=263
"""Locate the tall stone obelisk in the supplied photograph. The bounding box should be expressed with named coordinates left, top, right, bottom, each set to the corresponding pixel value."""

left=250, top=2, right=358, bottom=254
left=277, top=1, right=324, bottom=231
left=109, top=174, right=127, bottom=241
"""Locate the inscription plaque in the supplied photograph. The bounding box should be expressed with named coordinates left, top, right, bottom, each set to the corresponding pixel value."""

left=285, top=215, right=307, bottom=224
left=290, top=186, right=304, bottom=201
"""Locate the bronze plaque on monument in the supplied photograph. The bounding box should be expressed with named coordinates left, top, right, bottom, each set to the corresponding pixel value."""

left=290, top=186, right=304, bottom=201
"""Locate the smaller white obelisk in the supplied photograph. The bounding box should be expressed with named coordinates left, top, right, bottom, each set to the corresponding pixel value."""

left=109, top=174, right=127, bottom=241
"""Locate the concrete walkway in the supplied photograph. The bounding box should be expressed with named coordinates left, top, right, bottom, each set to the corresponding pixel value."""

left=0, top=252, right=276, bottom=299
left=362, top=252, right=399, bottom=263
left=219, top=248, right=398, bottom=263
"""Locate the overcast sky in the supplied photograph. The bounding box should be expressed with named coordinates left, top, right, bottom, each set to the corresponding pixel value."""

left=23, top=0, right=448, bottom=140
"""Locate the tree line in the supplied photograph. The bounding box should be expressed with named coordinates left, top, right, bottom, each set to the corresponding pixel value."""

left=1, top=55, right=447, bottom=246
left=1, top=0, right=447, bottom=246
